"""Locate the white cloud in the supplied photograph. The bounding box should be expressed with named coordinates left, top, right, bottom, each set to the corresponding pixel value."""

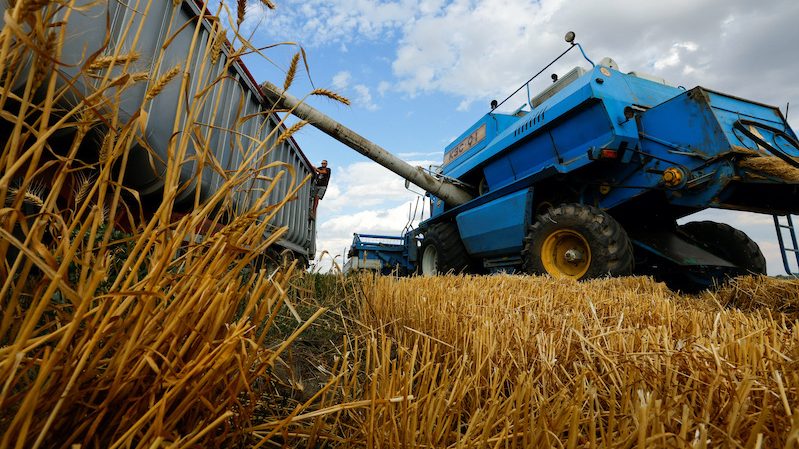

left=318, top=160, right=434, bottom=214
left=385, top=0, right=799, bottom=110
left=353, top=84, right=378, bottom=110
left=654, top=42, right=698, bottom=70
left=331, top=71, right=352, bottom=89
left=328, top=74, right=379, bottom=110
left=377, top=81, right=391, bottom=96
left=397, top=151, right=444, bottom=159
left=456, top=98, right=473, bottom=112
left=253, top=0, right=799, bottom=110
left=251, top=0, right=421, bottom=46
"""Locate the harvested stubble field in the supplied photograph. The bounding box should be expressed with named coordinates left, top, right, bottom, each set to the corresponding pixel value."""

left=265, top=273, right=799, bottom=448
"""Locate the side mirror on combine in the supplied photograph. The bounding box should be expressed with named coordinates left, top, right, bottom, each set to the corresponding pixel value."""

left=565, top=31, right=576, bottom=44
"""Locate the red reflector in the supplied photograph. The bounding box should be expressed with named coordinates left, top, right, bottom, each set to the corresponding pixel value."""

left=600, top=149, right=619, bottom=159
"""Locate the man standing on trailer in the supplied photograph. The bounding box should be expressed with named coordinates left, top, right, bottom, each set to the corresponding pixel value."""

left=312, top=160, right=330, bottom=217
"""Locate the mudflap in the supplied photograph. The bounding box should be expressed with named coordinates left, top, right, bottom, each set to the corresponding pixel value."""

left=629, top=230, right=746, bottom=292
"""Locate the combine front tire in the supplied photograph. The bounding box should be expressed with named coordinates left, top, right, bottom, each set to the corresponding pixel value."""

left=419, top=222, right=471, bottom=276
left=523, top=204, right=633, bottom=280
left=678, top=221, right=766, bottom=274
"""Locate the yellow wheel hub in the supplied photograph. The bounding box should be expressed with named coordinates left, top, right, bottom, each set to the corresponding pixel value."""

left=541, top=229, right=591, bottom=279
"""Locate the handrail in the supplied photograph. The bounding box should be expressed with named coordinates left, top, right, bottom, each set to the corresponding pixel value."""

left=492, top=37, right=594, bottom=113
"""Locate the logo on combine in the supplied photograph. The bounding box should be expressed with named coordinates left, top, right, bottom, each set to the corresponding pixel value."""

left=444, top=124, right=486, bottom=165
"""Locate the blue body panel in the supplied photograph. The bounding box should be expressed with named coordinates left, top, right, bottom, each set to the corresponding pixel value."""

left=345, top=234, right=416, bottom=273
left=595, top=88, right=797, bottom=212
left=455, top=189, right=532, bottom=257
left=442, top=67, right=682, bottom=186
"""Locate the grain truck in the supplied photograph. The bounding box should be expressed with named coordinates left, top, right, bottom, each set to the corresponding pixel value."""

left=1, top=0, right=317, bottom=263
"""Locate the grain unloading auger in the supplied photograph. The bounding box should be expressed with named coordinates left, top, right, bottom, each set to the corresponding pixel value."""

left=262, top=32, right=799, bottom=291
left=259, top=83, right=474, bottom=207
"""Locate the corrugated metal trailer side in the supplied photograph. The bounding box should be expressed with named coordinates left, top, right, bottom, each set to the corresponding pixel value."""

left=1, top=0, right=316, bottom=260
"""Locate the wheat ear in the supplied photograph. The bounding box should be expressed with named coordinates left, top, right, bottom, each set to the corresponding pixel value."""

left=211, top=27, right=225, bottom=65
left=89, top=52, right=140, bottom=71
left=130, top=72, right=149, bottom=82
left=236, top=0, right=246, bottom=26
left=310, top=89, right=351, bottom=106
left=72, top=171, right=95, bottom=205
left=31, top=31, right=56, bottom=91
left=20, top=0, right=48, bottom=17
left=276, top=120, right=307, bottom=146
left=8, top=182, right=46, bottom=207
left=145, top=65, right=181, bottom=101
left=283, top=52, right=300, bottom=91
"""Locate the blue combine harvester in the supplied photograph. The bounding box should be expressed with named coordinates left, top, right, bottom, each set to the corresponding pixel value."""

left=262, top=32, right=799, bottom=291
left=343, top=234, right=415, bottom=275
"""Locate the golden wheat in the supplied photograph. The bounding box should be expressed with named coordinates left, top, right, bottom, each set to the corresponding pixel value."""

left=276, top=120, right=307, bottom=146
left=210, top=26, right=225, bottom=64
left=269, top=274, right=799, bottom=448
left=88, top=52, right=141, bottom=71
left=0, top=0, right=324, bottom=446
left=145, top=64, right=181, bottom=100
left=741, top=155, right=799, bottom=182
left=310, top=88, right=351, bottom=106
left=283, top=51, right=300, bottom=91
left=31, top=30, right=55, bottom=91
left=236, top=0, right=246, bottom=26
left=129, top=71, right=149, bottom=82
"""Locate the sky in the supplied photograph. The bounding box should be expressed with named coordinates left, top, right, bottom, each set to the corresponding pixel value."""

left=237, top=0, right=799, bottom=274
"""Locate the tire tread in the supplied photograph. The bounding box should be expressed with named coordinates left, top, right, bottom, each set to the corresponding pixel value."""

left=522, top=203, right=633, bottom=279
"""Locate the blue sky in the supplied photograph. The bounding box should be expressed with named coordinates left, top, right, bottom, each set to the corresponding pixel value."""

left=236, top=0, right=799, bottom=274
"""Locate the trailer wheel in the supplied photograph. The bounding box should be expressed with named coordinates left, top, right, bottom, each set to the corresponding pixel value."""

left=678, top=221, right=766, bottom=274
left=523, top=204, right=633, bottom=280
left=419, top=222, right=470, bottom=276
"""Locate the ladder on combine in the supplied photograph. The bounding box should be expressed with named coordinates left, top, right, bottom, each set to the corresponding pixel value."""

left=774, top=215, right=799, bottom=276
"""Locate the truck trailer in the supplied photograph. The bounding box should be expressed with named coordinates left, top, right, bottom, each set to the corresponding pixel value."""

left=1, top=0, right=317, bottom=263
